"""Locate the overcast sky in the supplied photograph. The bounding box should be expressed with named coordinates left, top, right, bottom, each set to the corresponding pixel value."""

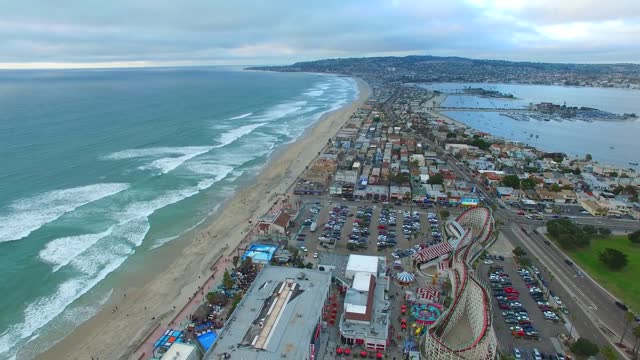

left=1, top=0, right=639, bottom=69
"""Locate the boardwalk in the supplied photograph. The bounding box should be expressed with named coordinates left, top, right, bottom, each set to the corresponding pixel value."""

left=134, top=195, right=294, bottom=359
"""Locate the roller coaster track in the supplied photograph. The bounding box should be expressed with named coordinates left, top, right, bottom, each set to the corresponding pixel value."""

left=423, top=207, right=498, bottom=359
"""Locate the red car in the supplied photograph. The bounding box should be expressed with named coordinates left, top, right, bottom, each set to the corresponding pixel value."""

left=377, top=225, right=387, bottom=229
left=499, top=303, right=510, bottom=310
left=507, top=295, right=520, bottom=301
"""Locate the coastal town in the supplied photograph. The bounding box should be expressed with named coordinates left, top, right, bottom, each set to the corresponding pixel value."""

left=139, top=73, right=640, bottom=360
left=5, top=2, right=640, bottom=360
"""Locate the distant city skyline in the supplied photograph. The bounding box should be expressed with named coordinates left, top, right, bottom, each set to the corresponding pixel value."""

left=1, top=0, right=639, bottom=69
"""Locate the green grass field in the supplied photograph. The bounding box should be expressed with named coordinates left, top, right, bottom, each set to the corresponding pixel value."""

left=568, top=235, right=640, bottom=312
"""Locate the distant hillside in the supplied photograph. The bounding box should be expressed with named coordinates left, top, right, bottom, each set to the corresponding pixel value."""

left=247, top=55, right=640, bottom=88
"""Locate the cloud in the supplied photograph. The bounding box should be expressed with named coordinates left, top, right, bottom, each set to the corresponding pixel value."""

left=0, top=0, right=638, bottom=68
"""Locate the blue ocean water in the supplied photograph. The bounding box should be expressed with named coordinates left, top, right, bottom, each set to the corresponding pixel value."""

left=419, top=83, right=640, bottom=167
left=0, top=67, right=358, bottom=358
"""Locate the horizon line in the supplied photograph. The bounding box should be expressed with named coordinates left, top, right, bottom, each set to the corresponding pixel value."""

left=1, top=55, right=638, bottom=71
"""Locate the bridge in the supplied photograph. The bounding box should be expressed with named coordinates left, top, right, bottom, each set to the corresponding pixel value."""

left=422, top=207, right=498, bottom=359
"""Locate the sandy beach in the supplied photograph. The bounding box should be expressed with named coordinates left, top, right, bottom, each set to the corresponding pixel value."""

left=37, top=77, right=370, bottom=360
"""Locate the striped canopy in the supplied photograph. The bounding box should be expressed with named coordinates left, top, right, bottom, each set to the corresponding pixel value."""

left=396, top=271, right=415, bottom=284
left=412, top=242, right=453, bottom=263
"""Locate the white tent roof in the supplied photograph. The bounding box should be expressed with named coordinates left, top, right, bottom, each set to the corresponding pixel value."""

left=346, top=255, right=378, bottom=276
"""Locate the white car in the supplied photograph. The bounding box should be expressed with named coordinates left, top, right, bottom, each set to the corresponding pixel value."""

left=513, top=348, right=522, bottom=359
left=532, top=348, right=542, bottom=360
left=484, top=260, right=494, bottom=265
left=300, top=246, right=308, bottom=252
left=553, top=296, right=563, bottom=305
left=313, top=252, right=319, bottom=258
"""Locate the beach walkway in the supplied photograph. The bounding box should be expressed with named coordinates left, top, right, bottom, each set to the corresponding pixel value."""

left=134, top=196, right=291, bottom=359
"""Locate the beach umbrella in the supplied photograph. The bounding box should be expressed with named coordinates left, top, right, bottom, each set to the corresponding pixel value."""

left=376, top=352, right=383, bottom=359
left=401, top=318, right=407, bottom=323
left=336, top=348, right=343, bottom=355
left=395, top=272, right=415, bottom=285
left=345, top=348, right=351, bottom=356
left=400, top=304, right=407, bottom=309
left=360, top=350, right=368, bottom=357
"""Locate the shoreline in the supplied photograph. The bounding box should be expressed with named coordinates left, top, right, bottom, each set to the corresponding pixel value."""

left=430, top=93, right=640, bottom=170
left=36, top=76, right=371, bottom=360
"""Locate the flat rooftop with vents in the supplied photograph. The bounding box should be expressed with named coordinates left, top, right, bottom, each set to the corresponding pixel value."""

left=205, top=266, right=331, bottom=360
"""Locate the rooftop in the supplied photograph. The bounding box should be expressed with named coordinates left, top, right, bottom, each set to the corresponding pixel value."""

left=346, top=254, right=380, bottom=277
left=352, top=272, right=373, bottom=292
left=162, top=343, right=197, bottom=360
left=339, top=273, right=390, bottom=342
left=206, top=266, right=331, bottom=360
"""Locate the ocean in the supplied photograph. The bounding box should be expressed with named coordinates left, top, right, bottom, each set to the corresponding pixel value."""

left=0, top=67, right=358, bottom=359
left=419, top=82, right=640, bottom=167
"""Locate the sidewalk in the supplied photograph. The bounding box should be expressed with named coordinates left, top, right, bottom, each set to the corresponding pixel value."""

left=134, top=196, right=291, bottom=359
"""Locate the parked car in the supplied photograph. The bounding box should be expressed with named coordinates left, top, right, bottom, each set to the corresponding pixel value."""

left=615, top=301, right=629, bottom=311
left=513, top=348, right=522, bottom=359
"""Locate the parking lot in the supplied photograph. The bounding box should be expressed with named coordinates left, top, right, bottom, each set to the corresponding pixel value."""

left=479, top=254, right=567, bottom=360
left=292, top=201, right=447, bottom=261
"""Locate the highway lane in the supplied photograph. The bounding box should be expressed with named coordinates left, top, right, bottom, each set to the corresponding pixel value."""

left=400, top=105, right=640, bottom=356
left=503, top=225, right=635, bottom=351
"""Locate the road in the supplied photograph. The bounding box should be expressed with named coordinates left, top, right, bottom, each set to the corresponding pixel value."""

left=503, top=226, right=627, bottom=345
left=386, top=95, right=640, bottom=355
left=444, top=148, right=639, bottom=351
left=408, top=105, right=640, bottom=354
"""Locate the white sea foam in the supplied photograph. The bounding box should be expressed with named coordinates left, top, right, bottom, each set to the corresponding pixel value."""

left=186, top=162, right=235, bottom=179
left=148, top=235, right=179, bottom=251
left=70, top=218, right=149, bottom=275
left=0, top=183, right=129, bottom=243
left=1, top=178, right=221, bottom=354
left=138, top=147, right=213, bottom=174
left=256, top=101, right=307, bottom=122
left=120, top=179, right=215, bottom=221
left=0, top=248, right=132, bottom=356
left=105, top=146, right=206, bottom=160
left=228, top=112, right=253, bottom=120
left=39, top=228, right=115, bottom=272
left=39, top=178, right=216, bottom=275
left=304, top=89, right=324, bottom=97
left=105, top=146, right=214, bottom=175
left=214, top=123, right=266, bottom=147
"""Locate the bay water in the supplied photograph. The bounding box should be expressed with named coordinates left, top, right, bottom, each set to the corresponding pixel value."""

left=419, top=82, right=640, bottom=167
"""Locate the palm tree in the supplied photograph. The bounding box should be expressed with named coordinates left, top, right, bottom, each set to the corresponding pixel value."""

left=620, top=311, right=636, bottom=345
left=569, top=313, right=576, bottom=339
left=632, top=325, right=640, bottom=359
